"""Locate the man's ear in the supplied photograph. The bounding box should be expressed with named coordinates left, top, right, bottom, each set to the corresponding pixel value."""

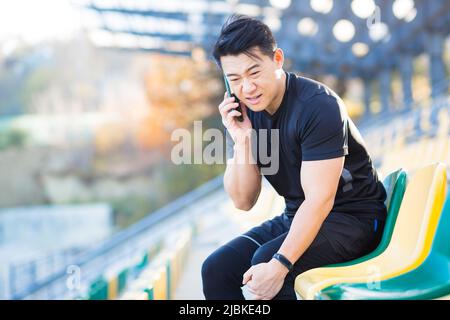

left=273, top=48, right=284, bottom=68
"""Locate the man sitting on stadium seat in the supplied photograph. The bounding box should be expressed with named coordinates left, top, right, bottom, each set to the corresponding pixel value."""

left=201, top=14, right=387, bottom=300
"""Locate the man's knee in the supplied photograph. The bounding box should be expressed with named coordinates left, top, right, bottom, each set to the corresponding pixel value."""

left=251, top=245, right=274, bottom=266
left=201, top=251, right=219, bottom=281
left=202, top=245, right=234, bottom=281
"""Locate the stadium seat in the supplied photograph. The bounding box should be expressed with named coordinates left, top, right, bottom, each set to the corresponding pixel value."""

left=152, top=264, right=168, bottom=300
left=294, top=163, right=447, bottom=300
left=324, top=168, right=408, bottom=268
left=117, top=226, right=193, bottom=300
left=317, top=188, right=450, bottom=300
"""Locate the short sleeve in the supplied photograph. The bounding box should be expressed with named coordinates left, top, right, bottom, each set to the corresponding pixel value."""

left=299, top=95, right=349, bottom=161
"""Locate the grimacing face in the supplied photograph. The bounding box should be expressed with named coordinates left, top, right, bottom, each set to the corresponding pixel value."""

left=221, top=46, right=285, bottom=114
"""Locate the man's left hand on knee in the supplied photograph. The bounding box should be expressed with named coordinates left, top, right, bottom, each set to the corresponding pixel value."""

left=242, top=259, right=289, bottom=300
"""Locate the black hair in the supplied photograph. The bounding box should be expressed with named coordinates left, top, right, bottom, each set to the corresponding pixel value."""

left=212, top=14, right=277, bottom=69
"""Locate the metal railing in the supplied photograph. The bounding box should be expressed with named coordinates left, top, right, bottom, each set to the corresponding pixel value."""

left=10, top=174, right=224, bottom=300
left=357, top=77, right=450, bottom=133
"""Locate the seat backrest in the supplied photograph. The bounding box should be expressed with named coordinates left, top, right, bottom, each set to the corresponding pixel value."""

left=385, top=163, right=447, bottom=260
left=323, top=168, right=408, bottom=268
left=378, top=169, right=408, bottom=248
left=383, top=169, right=407, bottom=211
left=432, top=189, right=450, bottom=258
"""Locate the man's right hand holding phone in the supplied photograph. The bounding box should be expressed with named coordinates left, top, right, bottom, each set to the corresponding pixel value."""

left=218, top=92, right=253, bottom=146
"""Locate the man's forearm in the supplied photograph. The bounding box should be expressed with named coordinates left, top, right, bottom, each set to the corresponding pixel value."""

left=277, top=199, right=333, bottom=264
left=224, top=138, right=261, bottom=210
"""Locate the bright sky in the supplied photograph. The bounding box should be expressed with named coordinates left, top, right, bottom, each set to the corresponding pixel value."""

left=0, top=0, right=82, bottom=50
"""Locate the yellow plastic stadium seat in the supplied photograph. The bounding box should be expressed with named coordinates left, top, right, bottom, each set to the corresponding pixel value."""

left=107, top=277, right=118, bottom=300
left=153, top=266, right=168, bottom=300
left=295, top=163, right=447, bottom=300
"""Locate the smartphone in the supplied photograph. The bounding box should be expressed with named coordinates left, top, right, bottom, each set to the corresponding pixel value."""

left=223, top=73, right=244, bottom=122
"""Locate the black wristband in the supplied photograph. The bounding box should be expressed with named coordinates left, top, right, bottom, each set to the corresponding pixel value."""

left=272, top=253, right=293, bottom=272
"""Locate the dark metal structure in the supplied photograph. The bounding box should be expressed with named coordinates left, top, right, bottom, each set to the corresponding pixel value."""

left=81, top=0, right=449, bottom=114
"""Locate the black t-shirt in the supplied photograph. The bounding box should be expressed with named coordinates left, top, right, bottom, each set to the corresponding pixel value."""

left=226, top=72, right=387, bottom=221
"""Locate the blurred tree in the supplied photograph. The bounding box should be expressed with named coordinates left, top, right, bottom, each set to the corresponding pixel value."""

left=138, top=54, right=222, bottom=151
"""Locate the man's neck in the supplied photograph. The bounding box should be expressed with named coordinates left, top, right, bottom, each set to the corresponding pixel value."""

left=265, top=71, right=287, bottom=116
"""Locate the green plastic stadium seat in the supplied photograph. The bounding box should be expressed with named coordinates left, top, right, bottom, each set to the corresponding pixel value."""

left=324, top=168, right=408, bottom=268
left=318, top=188, right=450, bottom=300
